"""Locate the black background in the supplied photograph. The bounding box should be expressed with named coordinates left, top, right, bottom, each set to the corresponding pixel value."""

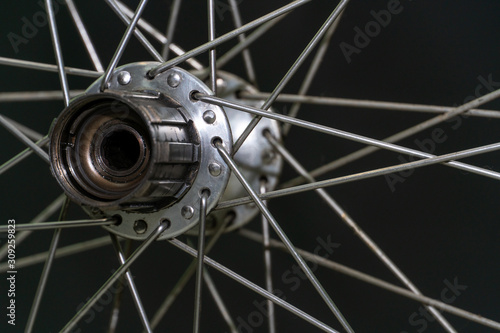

left=1, top=0, right=500, bottom=332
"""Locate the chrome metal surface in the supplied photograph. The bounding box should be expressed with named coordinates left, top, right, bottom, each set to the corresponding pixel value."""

left=206, top=72, right=282, bottom=232
left=50, top=63, right=233, bottom=240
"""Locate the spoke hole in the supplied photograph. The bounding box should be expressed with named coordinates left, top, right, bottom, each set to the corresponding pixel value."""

left=190, top=90, right=200, bottom=102
left=211, top=136, right=223, bottom=148
left=112, top=214, right=123, bottom=226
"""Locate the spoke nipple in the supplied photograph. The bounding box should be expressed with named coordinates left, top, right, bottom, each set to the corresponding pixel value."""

left=203, top=110, right=216, bottom=124
left=209, top=162, right=222, bottom=176
left=167, top=72, right=181, bottom=88
left=181, top=205, right=194, bottom=219
left=117, top=71, right=132, bottom=85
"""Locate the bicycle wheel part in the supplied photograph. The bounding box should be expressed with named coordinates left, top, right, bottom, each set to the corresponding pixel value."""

left=1, top=0, right=500, bottom=332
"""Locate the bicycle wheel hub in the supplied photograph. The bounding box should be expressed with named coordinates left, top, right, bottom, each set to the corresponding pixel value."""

left=50, top=63, right=233, bottom=240
left=50, top=62, right=282, bottom=240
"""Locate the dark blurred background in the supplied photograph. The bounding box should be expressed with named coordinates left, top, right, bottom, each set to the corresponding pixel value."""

left=1, top=0, right=500, bottom=332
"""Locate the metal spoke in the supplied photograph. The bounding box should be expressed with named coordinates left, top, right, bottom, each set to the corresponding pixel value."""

left=232, top=0, right=350, bottom=155
left=203, top=268, right=238, bottom=333
left=149, top=216, right=231, bottom=331
left=215, top=141, right=500, bottom=210
left=229, top=0, right=257, bottom=85
left=0, top=218, right=116, bottom=233
left=283, top=9, right=344, bottom=135
left=110, top=234, right=152, bottom=333
left=149, top=0, right=312, bottom=77
left=216, top=143, right=354, bottom=332
left=105, top=0, right=163, bottom=63
left=0, top=136, right=49, bottom=176
left=161, top=0, right=182, bottom=60
left=114, top=0, right=203, bottom=70
left=208, top=0, right=217, bottom=94
left=101, top=0, right=151, bottom=91
left=60, top=221, right=169, bottom=333
left=25, top=196, right=69, bottom=333
left=260, top=182, right=276, bottom=333
left=239, top=229, right=500, bottom=331
left=0, top=236, right=112, bottom=273
left=0, top=56, right=102, bottom=78
left=0, top=115, right=49, bottom=163
left=46, top=0, right=70, bottom=106
left=169, top=238, right=340, bottom=333
left=197, top=93, right=500, bottom=182
left=281, top=87, right=500, bottom=187
left=0, top=194, right=65, bottom=261
left=266, top=132, right=457, bottom=333
left=0, top=90, right=84, bottom=103
left=65, top=0, right=104, bottom=72
left=193, top=192, right=209, bottom=333
left=107, top=239, right=131, bottom=333
left=241, top=92, right=500, bottom=119
left=0, top=115, right=43, bottom=141
left=197, top=14, right=286, bottom=81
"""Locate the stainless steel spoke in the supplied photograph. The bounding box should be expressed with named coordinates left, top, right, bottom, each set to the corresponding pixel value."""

left=25, top=196, right=69, bottom=333
left=105, top=0, right=163, bottom=63
left=65, top=0, right=104, bottom=72
left=149, top=0, right=312, bottom=77
left=60, top=221, right=169, bottom=333
left=114, top=0, right=204, bottom=70
left=281, top=87, right=500, bottom=186
left=110, top=234, right=152, bottom=333
left=149, top=216, right=230, bottom=331
left=0, top=136, right=49, bottom=176
left=196, top=15, right=286, bottom=81
left=0, top=115, right=43, bottom=141
left=241, top=92, right=500, bottom=119
left=282, top=10, right=344, bottom=135
left=169, top=238, right=340, bottom=333
left=193, top=191, right=209, bottom=333
left=229, top=0, right=257, bottom=85
left=0, top=236, right=112, bottom=273
left=101, top=0, right=151, bottom=91
left=107, top=239, right=131, bottom=333
left=0, top=56, right=102, bottom=78
left=260, top=182, right=276, bottom=333
left=208, top=0, right=217, bottom=94
left=239, top=229, right=500, bottom=331
left=0, top=218, right=115, bottom=233
left=232, top=0, right=350, bottom=155
left=161, top=0, right=182, bottom=60
left=216, top=143, right=354, bottom=332
left=197, top=94, right=500, bottom=182
left=266, top=132, right=457, bottom=333
left=203, top=268, right=238, bottom=333
left=215, top=141, right=500, bottom=210
left=0, top=194, right=64, bottom=261
left=0, top=90, right=84, bottom=103
left=0, top=115, right=49, bottom=163
left=46, top=0, right=70, bottom=106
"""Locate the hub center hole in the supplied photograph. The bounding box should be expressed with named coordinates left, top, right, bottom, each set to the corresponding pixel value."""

left=101, top=129, right=141, bottom=172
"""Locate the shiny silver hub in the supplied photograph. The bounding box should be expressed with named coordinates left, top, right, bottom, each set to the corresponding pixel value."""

left=206, top=72, right=283, bottom=232
left=50, top=63, right=232, bottom=240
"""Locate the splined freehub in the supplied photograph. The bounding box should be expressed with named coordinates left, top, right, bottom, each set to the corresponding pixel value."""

left=50, top=63, right=232, bottom=240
